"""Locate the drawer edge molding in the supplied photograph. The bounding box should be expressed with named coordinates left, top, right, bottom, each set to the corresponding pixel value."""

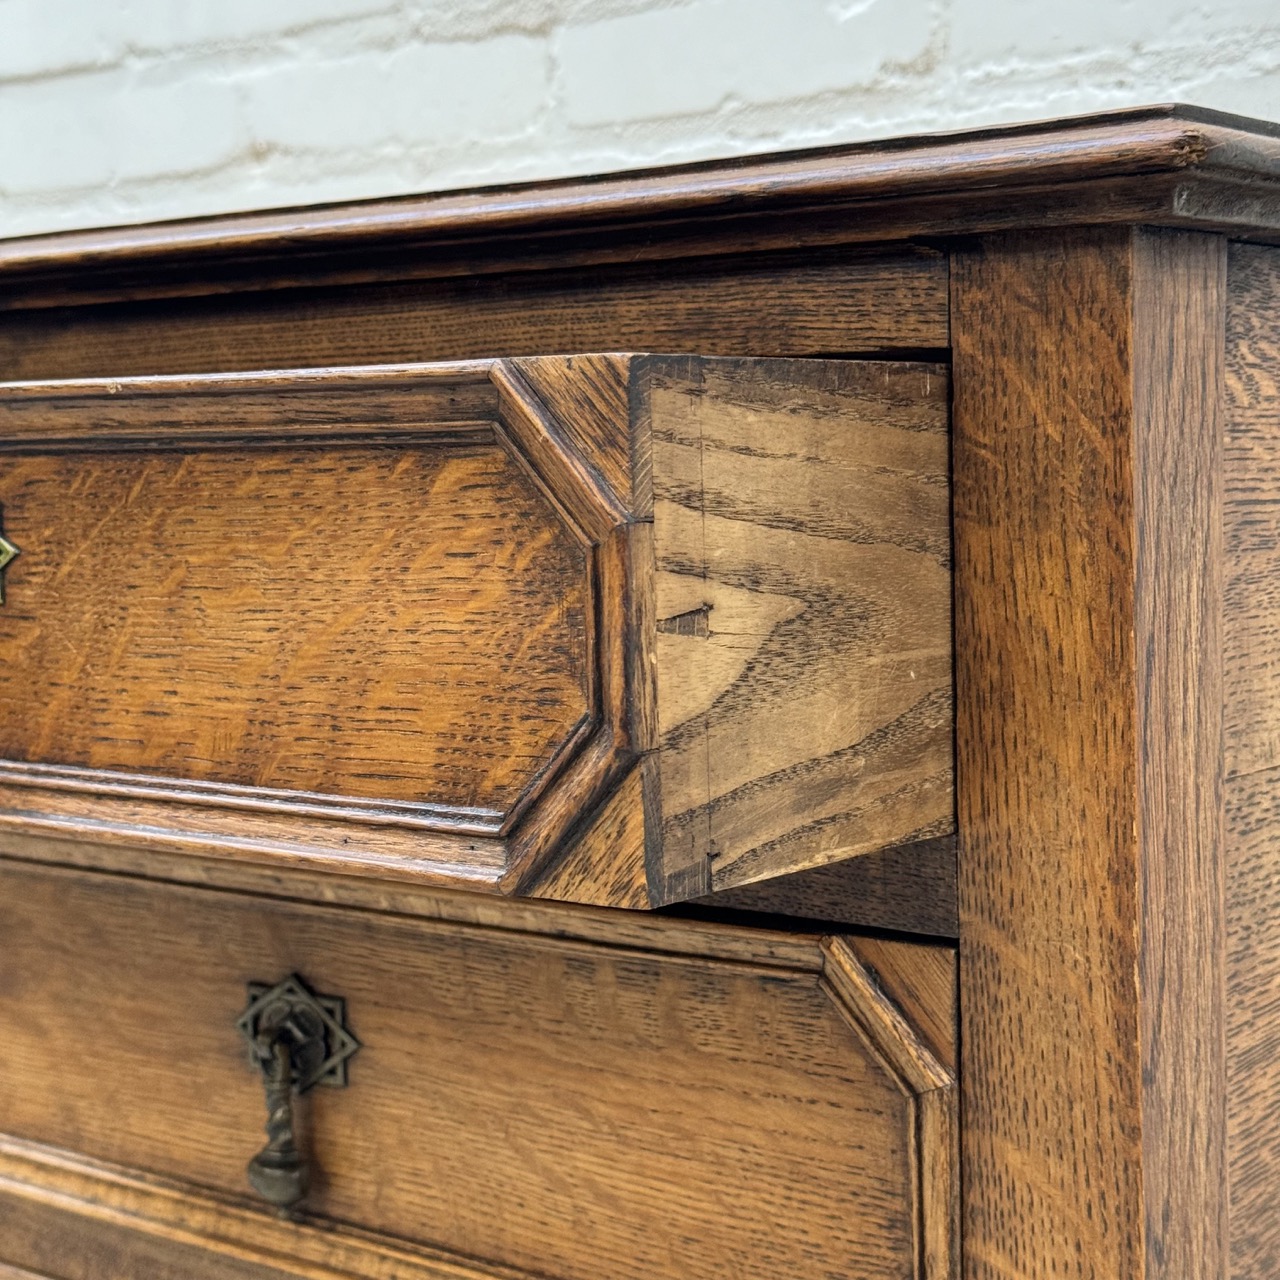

left=822, top=936, right=960, bottom=1280
left=0, top=360, right=643, bottom=897
left=0, top=1135, right=529, bottom=1280
left=0, top=840, right=826, bottom=968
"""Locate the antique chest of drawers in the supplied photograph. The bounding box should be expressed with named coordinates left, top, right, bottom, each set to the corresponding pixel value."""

left=0, top=104, right=1278, bottom=1280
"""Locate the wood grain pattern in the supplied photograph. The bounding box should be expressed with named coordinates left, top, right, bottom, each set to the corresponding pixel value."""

left=1132, top=229, right=1227, bottom=1280
left=0, top=1138, right=530, bottom=1280
left=522, top=765, right=651, bottom=909
left=952, top=228, right=1228, bottom=1280
left=0, top=861, right=957, bottom=1280
left=1223, top=763, right=1280, bottom=1280
left=0, top=832, right=829, bottom=967
left=0, top=443, right=589, bottom=817
left=1225, top=244, right=1280, bottom=777
left=0, top=1193, right=306, bottom=1280
left=0, top=106, right=1277, bottom=310
left=1, top=110, right=1278, bottom=1280
left=0, top=247, right=949, bottom=382
left=1224, top=242, right=1280, bottom=1279
left=690, top=834, right=958, bottom=937
left=830, top=933, right=958, bottom=1076
left=0, top=362, right=645, bottom=894
left=510, top=353, right=635, bottom=512
left=820, top=934, right=958, bottom=1280
left=0, top=354, right=953, bottom=911
left=641, top=356, right=953, bottom=902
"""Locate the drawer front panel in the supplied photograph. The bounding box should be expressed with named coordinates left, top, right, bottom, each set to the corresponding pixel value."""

left=0, top=442, right=589, bottom=813
left=0, top=363, right=639, bottom=888
left=0, top=355, right=952, bottom=911
left=0, top=863, right=957, bottom=1280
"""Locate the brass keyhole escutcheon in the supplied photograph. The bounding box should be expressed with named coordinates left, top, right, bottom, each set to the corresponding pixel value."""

left=236, top=974, right=360, bottom=1212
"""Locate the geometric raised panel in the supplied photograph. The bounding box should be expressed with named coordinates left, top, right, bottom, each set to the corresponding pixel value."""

left=0, top=862, right=958, bottom=1279
left=0, top=441, right=592, bottom=824
left=0, top=364, right=637, bottom=892
left=0, top=355, right=951, bottom=907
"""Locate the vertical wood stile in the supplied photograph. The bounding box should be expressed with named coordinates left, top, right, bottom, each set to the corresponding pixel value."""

left=952, top=227, right=1228, bottom=1280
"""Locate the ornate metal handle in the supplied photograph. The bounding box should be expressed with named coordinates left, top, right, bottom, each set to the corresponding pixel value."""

left=248, top=1027, right=309, bottom=1208
left=237, top=974, right=360, bottom=1212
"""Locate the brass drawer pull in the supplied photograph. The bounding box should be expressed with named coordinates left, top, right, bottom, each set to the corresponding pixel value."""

left=236, top=973, right=360, bottom=1211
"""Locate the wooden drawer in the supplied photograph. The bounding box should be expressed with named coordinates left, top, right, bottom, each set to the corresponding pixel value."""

left=0, top=861, right=958, bottom=1280
left=0, top=355, right=951, bottom=908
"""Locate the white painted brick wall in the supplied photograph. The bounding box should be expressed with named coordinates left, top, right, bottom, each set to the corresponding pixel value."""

left=1, top=0, right=1277, bottom=237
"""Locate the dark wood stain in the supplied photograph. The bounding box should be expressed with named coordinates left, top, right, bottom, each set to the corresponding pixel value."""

left=0, top=248, right=948, bottom=382
left=689, top=835, right=959, bottom=938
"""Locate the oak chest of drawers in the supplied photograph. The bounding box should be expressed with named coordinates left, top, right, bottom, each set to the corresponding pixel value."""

left=0, top=104, right=1279, bottom=1280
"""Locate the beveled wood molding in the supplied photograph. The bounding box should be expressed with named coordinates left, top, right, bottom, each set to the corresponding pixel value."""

left=3, top=105, right=1280, bottom=307
left=0, top=360, right=637, bottom=892
left=820, top=937, right=959, bottom=1279
left=0, top=925, right=956, bottom=1280
left=0, top=1136, right=528, bottom=1280
left=0, top=839, right=832, bottom=964
left=0, top=353, right=950, bottom=905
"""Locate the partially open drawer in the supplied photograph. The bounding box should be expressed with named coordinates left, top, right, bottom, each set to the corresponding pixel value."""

left=0, top=356, right=952, bottom=905
left=0, top=861, right=958, bottom=1280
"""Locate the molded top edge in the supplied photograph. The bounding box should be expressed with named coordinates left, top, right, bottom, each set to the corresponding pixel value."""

left=2, top=103, right=1279, bottom=292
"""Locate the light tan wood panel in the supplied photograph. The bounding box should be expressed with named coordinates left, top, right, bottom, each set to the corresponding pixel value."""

left=1225, top=244, right=1280, bottom=779
left=1224, top=765, right=1280, bottom=1278
left=639, top=356, right=953, bottom=902
left=0, top=862, right=957, bottom=1280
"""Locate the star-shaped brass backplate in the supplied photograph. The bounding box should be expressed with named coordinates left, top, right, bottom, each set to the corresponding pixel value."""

left=236, top=973, right=360, bottom=1094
